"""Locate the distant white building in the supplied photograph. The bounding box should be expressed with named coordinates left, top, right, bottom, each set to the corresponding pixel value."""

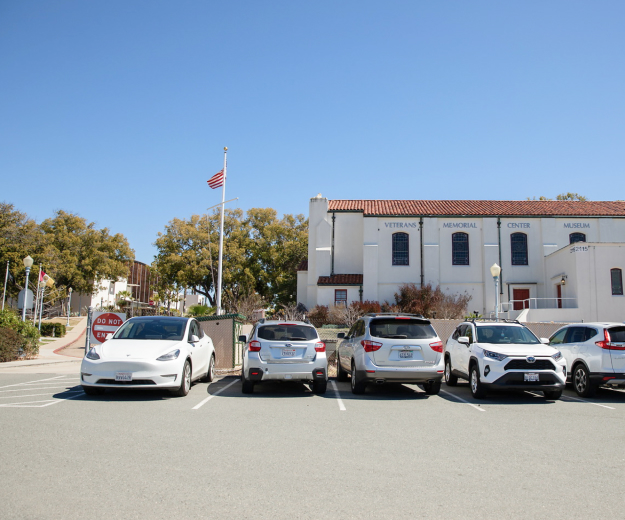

left=297, top=195, right=625, bottom=322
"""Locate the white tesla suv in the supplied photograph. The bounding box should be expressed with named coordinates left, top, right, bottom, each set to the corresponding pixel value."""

left=444, top=319, right=566, bottom=399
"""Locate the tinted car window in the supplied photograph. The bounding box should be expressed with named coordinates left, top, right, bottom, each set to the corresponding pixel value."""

left=565, top=327, right=587, bottom=344
left=549, top=328, right=568, bottom=345
left=257, top=325, right=318, bottom=341
left=369, top=319, right=437, bottom=339
left=583, top=328, right=597, bottom=341
left=452, top=327, right=461, bottom=340
left=465, top=325, right=474, bottom=343
left=114, top=318, right=186, bottom=341
left=476, top=326, right=540, bottom=344
left=608, top=326, right=625, bottom=343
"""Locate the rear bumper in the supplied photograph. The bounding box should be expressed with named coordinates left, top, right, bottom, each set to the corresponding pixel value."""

left=245, top=353, right=328, bottom=382
left=357, top=355, right=444, bottom=384
left=589, top=372, right=625, bottom=386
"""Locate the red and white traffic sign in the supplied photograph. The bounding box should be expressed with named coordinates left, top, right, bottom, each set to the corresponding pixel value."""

left=90, top=312, right=126, bottom=344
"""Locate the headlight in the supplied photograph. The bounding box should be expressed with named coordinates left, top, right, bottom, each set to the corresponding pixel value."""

left=86, top=348, right=100, bottom=360
left=157, top=349, right=180, bottom=361
left=552, top=351, right=563, bottom=361
left=483, top=349, right=507, bottom=361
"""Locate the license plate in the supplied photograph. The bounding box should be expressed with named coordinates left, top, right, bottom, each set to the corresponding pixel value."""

left=524, top=373, right=539, bottom=382
left=281, top=349, right=296, bottom=357
left=399, top=351, right=413, bottom=359
left=115, top=372, right=132, bottom=381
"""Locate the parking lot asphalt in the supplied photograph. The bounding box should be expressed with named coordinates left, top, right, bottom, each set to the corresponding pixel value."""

left=1, top=366, right=624, bottom=520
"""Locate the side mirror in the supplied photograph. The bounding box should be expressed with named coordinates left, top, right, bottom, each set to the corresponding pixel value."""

left=190, top=334, right=200, bottom=343
left=238, top=334, right=248, bottom=343
left=105, top=333, right=113, bottom=341
left=337, top=332, right=345, bottom=339
left=540, top=338, right=549, bottom=344
left=458, top=336, right=470, bottom=345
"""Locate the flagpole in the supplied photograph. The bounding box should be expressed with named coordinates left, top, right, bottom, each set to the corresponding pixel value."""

left=216, top=146, right=227, bottom=315
left=33, top=264, right=42, bottom=324
left=2, top=261, right=8, bottom=311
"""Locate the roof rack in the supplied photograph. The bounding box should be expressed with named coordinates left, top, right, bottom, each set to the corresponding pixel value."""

left=365, top=313, right=425, bottom=319
left=469, top=318, right=521, bottom=324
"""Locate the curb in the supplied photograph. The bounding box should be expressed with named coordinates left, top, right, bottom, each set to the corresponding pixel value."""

left=53, top=321, right=88, bottom=356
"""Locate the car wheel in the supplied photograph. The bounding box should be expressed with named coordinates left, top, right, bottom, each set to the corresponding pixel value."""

left=82, top=386, right=105, bottom=396
left=172, top=360, right=191, bottom=397
left=204, top=355, right=215, bottom=382
left=469, top=364, right=487, bottom=399
left=423, top=379, right=441, bottom=395
left=351, top=363, right=366, bottom=395
left=312, top=380, right=327, bottom=395
left=336, top=354, right=348, bottom=382
left=444, top=357, right=458, bottom=386
left=544, top=389, right=562, bottom=400
left=242, top=378, right=255, bottom=394
left=573, top=364, right=595, bottom=397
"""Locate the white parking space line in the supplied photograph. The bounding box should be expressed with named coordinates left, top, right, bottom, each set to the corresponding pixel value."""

left=330, top=380, right=346, bottom=411
left=0, top=375, right=67, bottom=389
left=561, top=395, right=615, bottom=410
left=39, top=392, right=84, bottom=407
left=0, top=391, right=84, bottom=408
left=0, top=386, right=81, bottom=394
left=192, top=379, right=239, bottom=410
left=440, top=389, right=485, bottom=412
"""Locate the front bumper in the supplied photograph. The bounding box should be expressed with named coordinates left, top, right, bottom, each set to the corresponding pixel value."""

left=486, top=371, right=565, bottom=391
left=80, top=358, right=182, bottom=389
left=245, top=352, right=328, bottom=382
left=356, top=354, right=445, bottom=384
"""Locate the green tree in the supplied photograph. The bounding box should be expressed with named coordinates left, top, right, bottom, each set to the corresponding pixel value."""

left=527, top=193, right=588, bottom=201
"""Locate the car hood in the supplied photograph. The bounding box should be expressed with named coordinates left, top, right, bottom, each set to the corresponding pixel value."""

left=99, top=339, right=183, bottom=360
left=476, top=343, right=560, bottom=357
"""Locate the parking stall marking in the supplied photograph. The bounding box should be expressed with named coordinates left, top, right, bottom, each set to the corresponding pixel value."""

left=440, top=389, right=486, bottom=412
left=330, top=380, right=346, bottom=411
left=561, top=394, right=615, bottom=410
left=192, top=378, right=239, bottom=410
left=0, top=375, right=83, bottom=408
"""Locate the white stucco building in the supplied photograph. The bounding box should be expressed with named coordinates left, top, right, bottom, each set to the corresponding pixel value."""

left=297, top=196, right=625, bottom=322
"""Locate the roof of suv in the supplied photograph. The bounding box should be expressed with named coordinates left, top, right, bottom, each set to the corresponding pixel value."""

left=464, top=319, right=526, bottom=327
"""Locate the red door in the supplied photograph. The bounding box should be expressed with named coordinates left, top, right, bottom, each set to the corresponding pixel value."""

left=513, top=289, right=530, bottom=311
left=556, top=284, right=562, bottom=309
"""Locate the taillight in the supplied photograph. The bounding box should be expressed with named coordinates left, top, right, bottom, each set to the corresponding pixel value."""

left=249, top=340, right=261, bottom=352
left=429, top=341, right=444, bottom=353
left=361, top=340, right=383, bottom=352
left=315, top=342, right=326, bottom=352
left=596, top=329, right=625, bottom=350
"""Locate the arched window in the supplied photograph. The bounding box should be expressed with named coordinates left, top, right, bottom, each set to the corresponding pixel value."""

left=570, top=233, right=586, bottom=244
left=511, top=233, right=528, bottom=266
left=392, top=233, right=409, bottom=266
left=612, top=268, right=623, bottom=296
left=452, top=232, right=469, bottom=265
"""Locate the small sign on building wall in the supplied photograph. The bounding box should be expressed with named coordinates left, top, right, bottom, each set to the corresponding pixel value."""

left=90, top=312, right=126, bottom=344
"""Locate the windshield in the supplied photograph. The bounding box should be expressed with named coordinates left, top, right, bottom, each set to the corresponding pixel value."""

left=369, top=319, right=437, bottom=339
left=476, top=326, right=540, bottom=345
left=257, top=325, right=318, bottom=341
left=113, top=318, right=187, bottom=341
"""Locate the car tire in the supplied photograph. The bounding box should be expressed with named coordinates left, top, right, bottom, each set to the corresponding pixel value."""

left=444, top=357, right=458, bottom=386
left=241, top=379, right=255, bottom=394
left=351, top=363, right=366, bottom=395
left=312, top=380, right=327, bottom=395
left=204, top=355, right=215, bottom=382
left=82, top=386, right=105, bottom=396
left=543, top=389, right=562, bottom=400
left=423, top=380, right=441, bottom=395
left=573, top=363, right=596, bottom=397
left=336, top=354, right=349, bottom=382
left=469, top=363, right=487, bottom=399
left=172, top=360, right=191, bottom=397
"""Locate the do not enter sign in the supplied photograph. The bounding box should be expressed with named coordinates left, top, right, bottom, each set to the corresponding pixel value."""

left=90, top=312, right=126, bottom=344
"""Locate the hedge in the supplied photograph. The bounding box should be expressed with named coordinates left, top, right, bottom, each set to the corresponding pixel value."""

left=40, top=322, right=67, bottom=338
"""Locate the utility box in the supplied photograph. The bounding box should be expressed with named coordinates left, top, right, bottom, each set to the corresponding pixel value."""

left=197, top=314, right=252, bottom=369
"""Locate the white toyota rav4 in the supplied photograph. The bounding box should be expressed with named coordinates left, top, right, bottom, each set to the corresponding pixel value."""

left=444, top=319, right=567, bottom=399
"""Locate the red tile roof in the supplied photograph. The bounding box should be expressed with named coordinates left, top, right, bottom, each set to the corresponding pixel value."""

left=317, top=274, right=363, bottom=286
left=297, top=259, right=308, bottom=271
left=327, top=200, right=625, bottom=217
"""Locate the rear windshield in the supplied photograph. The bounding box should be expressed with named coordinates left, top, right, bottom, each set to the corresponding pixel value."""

left=369, top=319, right=437, bottom=339
left=113, top=318, right=187, bottom=341
left=476, top=326, right=540, bottom=345
left=608, top=327, right=625, bottom=343
left=257, top=325, right=318, bottom=341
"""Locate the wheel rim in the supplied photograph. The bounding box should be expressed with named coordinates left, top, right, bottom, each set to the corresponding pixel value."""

left=575, top=368, right=586, bottom=392
left=210, top=358, right=215, bottom=380
left=184, top=363, right=191, bottom=392
left=471, top=369, right=478, bottom=393
left=445, top=361, right=451, bottom=381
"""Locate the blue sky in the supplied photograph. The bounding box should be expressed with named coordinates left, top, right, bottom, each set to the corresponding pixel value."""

left=2, top=1, right=624, bottom=263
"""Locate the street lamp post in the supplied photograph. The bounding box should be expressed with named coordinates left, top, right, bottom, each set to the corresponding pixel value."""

left=490, top=263, right=501, bottom=320
left=21, top=256, right=33, bottom=321
left=66, top=287, right=73, bottom=327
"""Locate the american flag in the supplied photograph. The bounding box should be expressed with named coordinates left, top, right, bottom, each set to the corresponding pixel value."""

left=207, top=169, right=225, bottom=189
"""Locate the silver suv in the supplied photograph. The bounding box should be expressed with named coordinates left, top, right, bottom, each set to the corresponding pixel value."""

left=239, top=319, right=327, bottom=394
left=336, top=313, right=444, bottom=395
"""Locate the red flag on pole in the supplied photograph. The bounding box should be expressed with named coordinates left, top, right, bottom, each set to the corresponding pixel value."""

left=39, top=270, right=47, bottom=282
left=207, top=169, right=225, bottom=189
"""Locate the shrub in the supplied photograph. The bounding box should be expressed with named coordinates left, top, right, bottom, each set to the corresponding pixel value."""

left=187, top=304, right=213, bottom=317
left=308, top=305, right=329, bottom=328
left=393, top=283, right=471, bottom=319
left=0, top=327, right=23, bottom=362
left=40, top=323, right=67, bottom=337
left=0, top=309, right=40, bottom=360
